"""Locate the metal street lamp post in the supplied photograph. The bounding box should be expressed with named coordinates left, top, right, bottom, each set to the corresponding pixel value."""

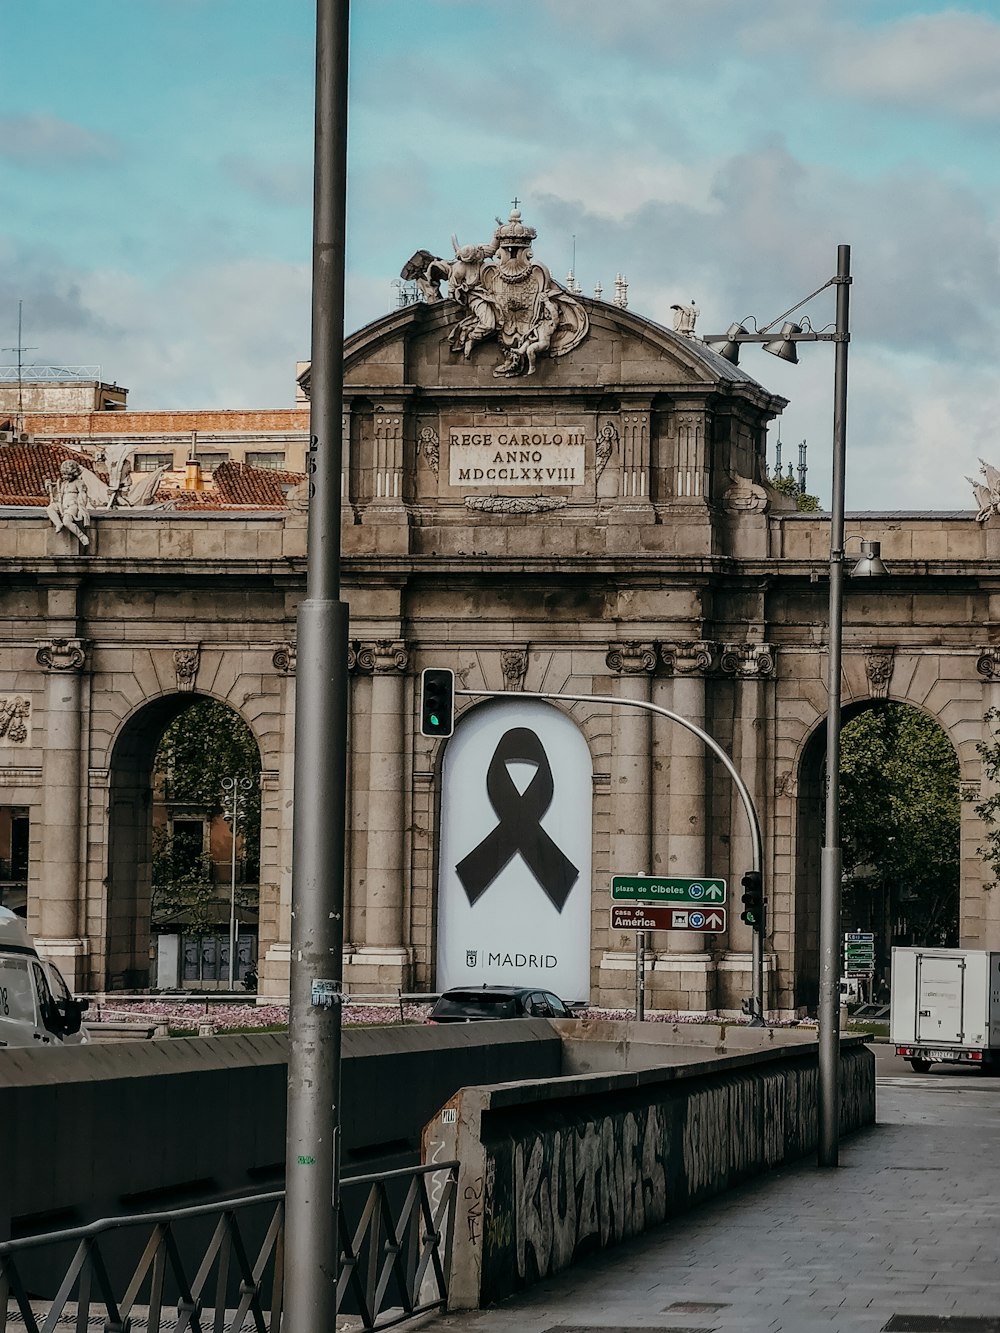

left=704, top=245, right=854, bottom=1164
left=283, top=1, right=352, bottom=1327
left=221, top=775, right=254, bottom=988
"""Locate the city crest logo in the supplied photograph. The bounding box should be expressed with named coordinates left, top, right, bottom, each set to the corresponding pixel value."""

left=466, top=950, right=477, bottom=967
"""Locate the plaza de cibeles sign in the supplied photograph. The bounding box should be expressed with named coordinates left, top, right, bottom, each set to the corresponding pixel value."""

left=448, top=426, right=586, bottom=487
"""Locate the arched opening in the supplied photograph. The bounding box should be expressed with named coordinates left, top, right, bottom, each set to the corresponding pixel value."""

left=106, top=695, right=261, bottom=990
left=793, top=700, right=960, bottom=1012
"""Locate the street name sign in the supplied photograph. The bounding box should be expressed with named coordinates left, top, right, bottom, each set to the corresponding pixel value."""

left=611, top=875, right=726, bottom=905
left=610, top=904, right=727, bottom=933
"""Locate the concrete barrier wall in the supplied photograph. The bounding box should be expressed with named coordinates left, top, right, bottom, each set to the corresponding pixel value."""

left=0, top=1019, right=561, bottom=1240
left=422, top=1035, right=874, bottom=1310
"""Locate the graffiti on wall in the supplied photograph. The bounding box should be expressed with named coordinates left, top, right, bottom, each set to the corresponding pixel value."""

left=511, top=1107, right=668, bottom=1283
left=474, top=1050, right=876, bottom=1306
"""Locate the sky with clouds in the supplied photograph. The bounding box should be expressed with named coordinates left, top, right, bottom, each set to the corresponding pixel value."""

left=3, top=0, right=1000, bottom=510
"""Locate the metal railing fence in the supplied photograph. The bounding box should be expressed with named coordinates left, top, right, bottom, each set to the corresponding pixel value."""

left=0, top=1161, right=458, bottom=1332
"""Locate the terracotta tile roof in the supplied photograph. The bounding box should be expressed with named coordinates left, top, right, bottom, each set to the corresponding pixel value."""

left=0, top=446, right=303, bottom=512
left=0, top=443, right=107, bottom=501
left=211, top=461, right=305, bottom=507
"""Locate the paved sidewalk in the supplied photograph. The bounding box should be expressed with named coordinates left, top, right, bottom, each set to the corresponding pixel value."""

left=420, top=1060, right=1000, bottom=1333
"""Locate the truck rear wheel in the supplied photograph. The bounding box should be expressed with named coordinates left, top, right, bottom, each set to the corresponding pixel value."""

left=909, top=1058, right=932, bottom=1073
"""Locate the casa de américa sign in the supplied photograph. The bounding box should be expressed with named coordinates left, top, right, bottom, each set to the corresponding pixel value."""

left=448, top=425, right=586, bottom=487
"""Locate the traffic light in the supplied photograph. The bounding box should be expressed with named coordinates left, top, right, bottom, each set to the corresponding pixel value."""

left=420, top=667, right=455, bottom=738
left=740, top=870, right=764, bottom=930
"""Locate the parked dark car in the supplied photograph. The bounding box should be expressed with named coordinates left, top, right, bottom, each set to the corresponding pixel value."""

left=426, top=985, right=574, bottom=1023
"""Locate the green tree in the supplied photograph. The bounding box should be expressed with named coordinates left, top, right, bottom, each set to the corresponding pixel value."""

left=969, top=706, right=1000, bottom=890
left=840, top=704, right=960, bottom=948
left=151, top=824, right=218, bottom=934
left=152, top=700, right=261, bottom=931
left=771, top=474, right=821, bottom=512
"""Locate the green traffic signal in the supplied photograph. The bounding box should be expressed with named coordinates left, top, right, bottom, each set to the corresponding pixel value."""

left=420, top=668, right=455, bottom=738
left=740, top=870, right=764, bottom=932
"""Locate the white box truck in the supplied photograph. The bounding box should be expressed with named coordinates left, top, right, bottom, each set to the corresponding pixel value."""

left=890, top=946, right=1000, bottom=1073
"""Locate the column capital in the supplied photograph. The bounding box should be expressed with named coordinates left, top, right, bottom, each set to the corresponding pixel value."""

left=720, top=642, right=775, bottom=678
left=272, top=641, right=297, bottom=675
left=355, top=639, right=410, bottom=674
left=977, top=648, right=1000, bottom=679
left=660, top=640, right=715, bottom=677
left=606, top=641, right=657, bottom=675
left=36, top=638, right=87, bottom=672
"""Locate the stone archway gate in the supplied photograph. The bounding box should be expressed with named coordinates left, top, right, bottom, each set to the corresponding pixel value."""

left=1, top=499, right=998, bottom=1011
left=3, top=290, right=1000, bottom=1010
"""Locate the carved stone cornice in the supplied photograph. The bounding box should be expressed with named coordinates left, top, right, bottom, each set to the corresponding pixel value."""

left=863, top=645, right=894, bottom=699
left=977, top=648, right=1000, bottom=679
left=720, top=642, right=775, bottom=678
left=660, top=640, right=714, bottom=677
left=355, top=640, right=409, bottom=675
left=272, top=642, right=296, bottom=675
left=36, top=638, right=87, bottom=672
left=501, top=648, right=528, bottom=691
left=465, top=495, right=567, bottom=514
left=606, top=642, right=657, bottom=675
left=173, top=646, right=200, bottom=692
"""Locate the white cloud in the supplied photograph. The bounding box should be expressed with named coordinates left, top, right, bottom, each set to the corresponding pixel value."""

left=827, top=11, right=1000, bottom=120
left=35, top=259, right=313, bottom=409
left=522, top=154, right=716, bottom=224
left=0, top=114, right=120, bottom=165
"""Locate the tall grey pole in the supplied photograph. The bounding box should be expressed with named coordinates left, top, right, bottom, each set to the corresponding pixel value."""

left=283, top=1, right=351, bottom=1327
left=818, top=244, right=851, bottom=1167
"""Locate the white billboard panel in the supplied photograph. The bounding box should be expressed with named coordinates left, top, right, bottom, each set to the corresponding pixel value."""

left=436, top=699, right=592, bottom=1003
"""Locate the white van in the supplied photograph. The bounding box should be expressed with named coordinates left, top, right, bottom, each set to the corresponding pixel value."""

left=0, top=907, right=89, bottom=1048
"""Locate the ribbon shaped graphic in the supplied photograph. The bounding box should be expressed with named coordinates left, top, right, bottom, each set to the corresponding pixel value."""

left=455, top=727, right=579, bottom=912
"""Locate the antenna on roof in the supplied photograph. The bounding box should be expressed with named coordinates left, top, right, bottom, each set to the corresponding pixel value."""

left=1, top=302, right=38, bottom=434
left=566, top=235, right=582, bottom=295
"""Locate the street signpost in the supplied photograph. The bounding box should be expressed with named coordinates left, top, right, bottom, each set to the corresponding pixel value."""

left=844, top=931, right=875, bottom=979
left=611, top=875, right=729, bottom=1020
left=611, top=875, right=727, bottom=905
left=611, top=904, right=727, bottom=932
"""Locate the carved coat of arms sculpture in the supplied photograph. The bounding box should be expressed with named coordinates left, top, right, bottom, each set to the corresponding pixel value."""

left=401, top=205, right=589, bottom=378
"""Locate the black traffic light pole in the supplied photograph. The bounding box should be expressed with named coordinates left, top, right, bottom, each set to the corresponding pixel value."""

left=436, top=683, right=768, bottom=1022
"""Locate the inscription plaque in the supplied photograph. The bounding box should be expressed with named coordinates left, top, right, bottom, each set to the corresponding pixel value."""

left=448, top=426, right=586, bottom=487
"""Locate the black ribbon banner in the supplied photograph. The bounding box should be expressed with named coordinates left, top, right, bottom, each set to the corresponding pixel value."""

left=455, top=727, right=579, bottom=912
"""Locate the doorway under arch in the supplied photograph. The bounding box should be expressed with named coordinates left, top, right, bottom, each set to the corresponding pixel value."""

left=792, top=699, right=960, bottom=1012
left=106, top=693, right=262, bottom=989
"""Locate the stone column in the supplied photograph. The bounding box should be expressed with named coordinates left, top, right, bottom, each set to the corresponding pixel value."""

left=260, top=640, right=297, bottom=998
left=653, top=641, right=715, bottom=1012
left=610, top=397, right=655, bottom=522
left=719, top=642, right=775, bottom=1012
left=34, top=636, right=89, bottom=988
left=350, top=640, right=411, bottom=991
left=597, top=643, right=655, bottom=1007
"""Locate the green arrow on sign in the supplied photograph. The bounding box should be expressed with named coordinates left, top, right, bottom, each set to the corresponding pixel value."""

left=611, top=875, right=727, bottom=905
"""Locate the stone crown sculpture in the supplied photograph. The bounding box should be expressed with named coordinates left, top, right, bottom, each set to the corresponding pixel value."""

left=401, top=205, right=589, bottom=379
